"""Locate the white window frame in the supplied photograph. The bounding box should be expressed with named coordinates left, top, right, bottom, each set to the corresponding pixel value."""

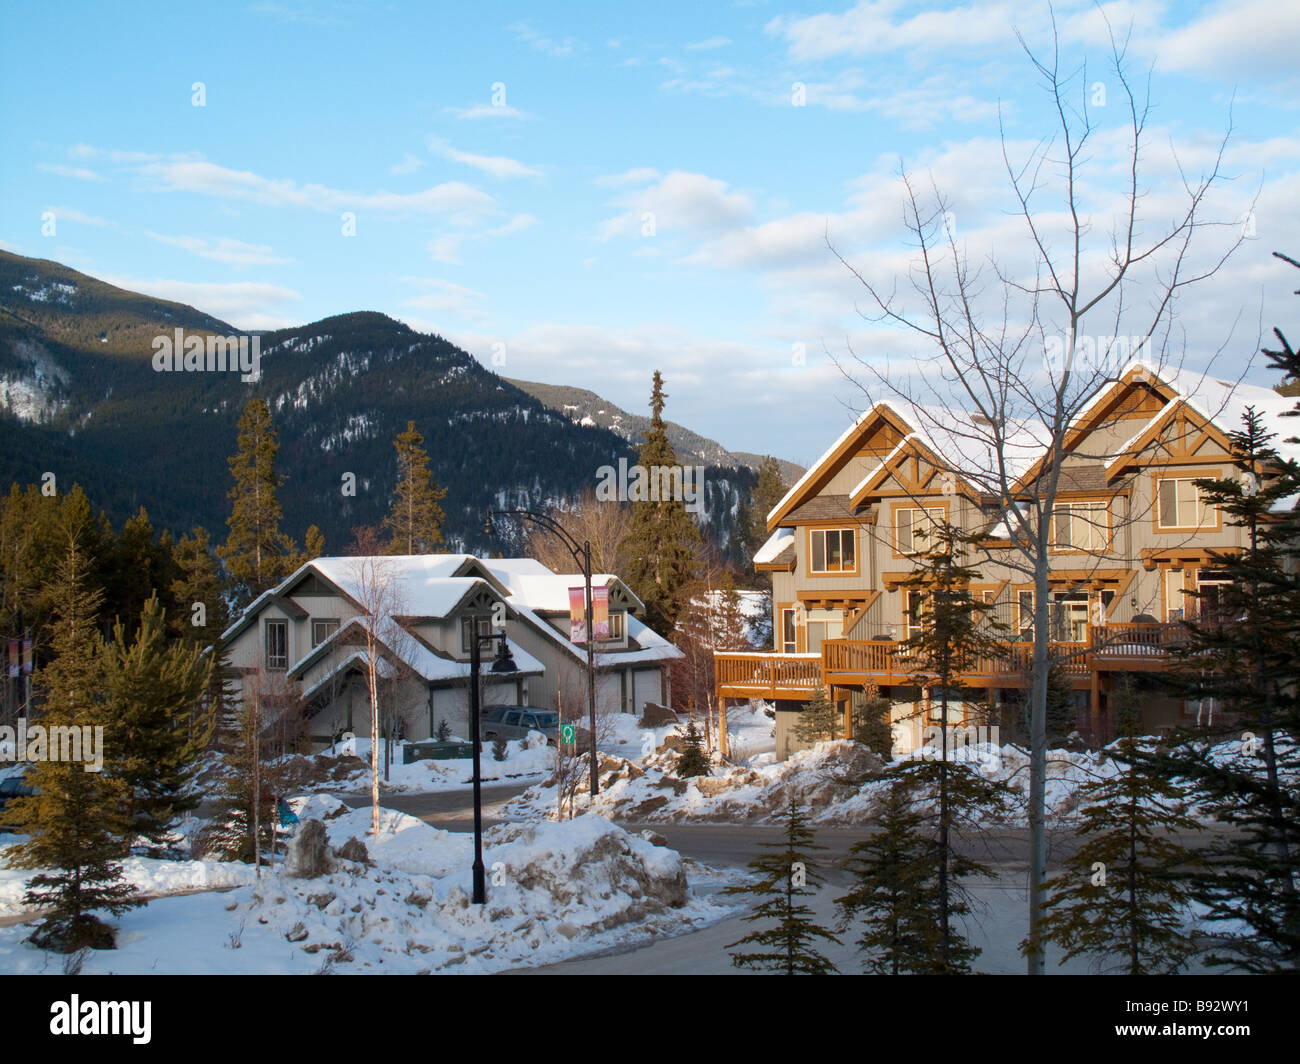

left=264, top=619, right=288, bottom=671
left=311, top=618, right=339, bottom=648
left=1157, top=477, right=1212, bottom=530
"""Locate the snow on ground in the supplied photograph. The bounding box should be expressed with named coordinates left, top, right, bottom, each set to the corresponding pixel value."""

left=0, top=798, right=736, bottom=974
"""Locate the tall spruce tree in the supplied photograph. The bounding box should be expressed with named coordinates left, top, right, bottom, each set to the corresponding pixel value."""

left=382, top=421, right=447, bottom=555
left=723, top=798, right=839, bottom=974
left=0, top=531, right=139, bottom=951
left=835, top=769, right=941, bottom=974
left=619, top=372, right=701, bottom=633
left=102, top=595, right=215, bottom=849
left=1029, top=674, right=1202, bottom=974
left=219, top=399, right=294, bottom=607
left=894, top=520, right=1012, bottom=971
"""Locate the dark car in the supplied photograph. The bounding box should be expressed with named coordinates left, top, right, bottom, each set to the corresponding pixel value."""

left=479, top=706, right=592, bottom=750
left=0, top=775, right=36, bottom=830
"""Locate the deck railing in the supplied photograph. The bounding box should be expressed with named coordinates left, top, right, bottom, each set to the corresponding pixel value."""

left=715, top=622, right=1189, bottom=696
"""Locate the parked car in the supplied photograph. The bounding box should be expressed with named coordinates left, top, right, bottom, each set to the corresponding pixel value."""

left=479, top=706, right=592, bottom=750
left=0, top=774, right=36, bottom=830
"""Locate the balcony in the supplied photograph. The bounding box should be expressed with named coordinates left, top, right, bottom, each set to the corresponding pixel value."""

left=714, top=622, right=1192, bottom=699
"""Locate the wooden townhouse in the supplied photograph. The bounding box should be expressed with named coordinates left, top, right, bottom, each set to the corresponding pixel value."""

left=716, top=363, right=1299, bottom=758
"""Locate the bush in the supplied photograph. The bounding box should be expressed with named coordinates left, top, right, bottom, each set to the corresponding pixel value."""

left=435, top=719, right=451, bottom=742
left=492, top=735, right=509, bottom=762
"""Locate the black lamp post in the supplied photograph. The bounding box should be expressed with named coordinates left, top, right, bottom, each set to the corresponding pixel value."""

left=470, top=627, right=517, bottom=904
left=483, top=510, right=601, bottom=797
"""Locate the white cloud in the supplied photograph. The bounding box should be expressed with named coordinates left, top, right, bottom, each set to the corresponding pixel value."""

left=390, top=153, right=425, bottom=176
left=427, top=212, right=537, bottom=264
left=427, top=138, right=542, bottom=180
left=509, top=20, right=584, bottom=59
left=42, top=206, right=107, bottom=227
left=444, top=102, right=533, bottom=120
left=144, top=232, right=290, bottom=267
left=400, top=276, right=488, bottom=321
left=137, top=159, right=497, bottom=217
left=600, top=171, right=753, bottom=239
left=100, top=275, right=301, bottom=330
left=39, top=163, right=107, bottom=182
left=685, top=36, right=732, bottom=51
left=593, top=167, right=660, bottom=187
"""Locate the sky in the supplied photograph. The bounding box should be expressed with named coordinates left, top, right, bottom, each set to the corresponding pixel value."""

left=2, top=1, right=1297, bottom=468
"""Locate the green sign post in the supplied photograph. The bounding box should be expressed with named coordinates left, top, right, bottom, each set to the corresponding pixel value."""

left=560, top=723, right=576, bottom=746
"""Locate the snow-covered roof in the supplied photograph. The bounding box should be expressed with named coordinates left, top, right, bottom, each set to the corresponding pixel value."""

left=753, top=528, right=794, bottom=565
left=481, top=558, right=624, bottom=613
left=306, top=555, right=497, bottom=618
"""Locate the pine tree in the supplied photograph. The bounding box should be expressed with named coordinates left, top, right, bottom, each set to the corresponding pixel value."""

left=619, top=372, right=701, bottom=633
left=382, top=421, right=446, bottom=555
left=102, top=595, right=215, bottom=849
left=219, top=399, right=294, bottom=607
left=200, top=689, right=276, bottom=865
left=835, top=769, right=938, bottom=974
left=723, top=799, right=839, bottom=974
left=737, top=456, right=789, bottom=565
left=0, top=531, right=139, bottom=951
left=1030, top=675, right=1202, bottom=974
left=676, top=718, right=710, bottom=777
left=1044, top=657, right=1076, bottom=746
left=794, top=686, right=842, bottom=746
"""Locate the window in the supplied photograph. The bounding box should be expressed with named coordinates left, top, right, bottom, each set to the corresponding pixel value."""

left=311, top=618, right=339, bottom=648
left=810, top=528, right=856, bottom=573
left=1196, top=569, right=1232, bottom=625
left=895, top=507, right=944, bottom=554
left=460, top=615, right=495, bottom=652
left=1052, top=501, right=1109, bottom=552
left=779, top=607, right=799, bottom=654
left=1165, top=569, right=1185, bottom=622
left=1017, top=591, right=1034, bottom=639
left=603, top=612, right=625, bottom=642
left=905, top=590, right=926, bottom=639
left=264, top=619, right=288, bottom=671
left=1157, top=478, right=1213, bottom=529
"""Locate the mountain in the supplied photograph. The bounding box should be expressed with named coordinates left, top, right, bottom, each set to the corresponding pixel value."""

left=506, top=377, right=805, bottom=485
left=0, top=251, right=756, bottom=560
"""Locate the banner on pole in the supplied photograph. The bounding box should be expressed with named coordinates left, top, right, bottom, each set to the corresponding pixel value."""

left=569, top=585, right=611, bottom=643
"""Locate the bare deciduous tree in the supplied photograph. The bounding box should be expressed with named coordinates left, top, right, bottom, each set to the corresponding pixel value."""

left=829, top=19, right=1249, bottom=973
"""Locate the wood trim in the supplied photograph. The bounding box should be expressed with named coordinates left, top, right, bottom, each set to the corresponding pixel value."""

left=849, top=436, right=980, bottom=508
left=1140, top=546, right=1242, bottom=572
left=890, top=499, right=951, bottom=559
left=1106, top=399, right=1236, bottom=479
left=805, top=525, right=861, bottom=578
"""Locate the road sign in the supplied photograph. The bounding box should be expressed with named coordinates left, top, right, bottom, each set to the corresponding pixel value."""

left=560, top=723, right=576, bottom=746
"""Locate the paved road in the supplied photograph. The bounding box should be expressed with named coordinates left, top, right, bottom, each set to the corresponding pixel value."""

left=332, top=782, right=536, bottom=832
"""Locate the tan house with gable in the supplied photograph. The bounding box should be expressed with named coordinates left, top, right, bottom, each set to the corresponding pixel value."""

left=717, top=362, right=1299, bottom=758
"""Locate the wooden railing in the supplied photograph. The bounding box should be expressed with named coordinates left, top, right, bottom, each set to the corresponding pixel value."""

left=715, top=623, right=1188, bottom=696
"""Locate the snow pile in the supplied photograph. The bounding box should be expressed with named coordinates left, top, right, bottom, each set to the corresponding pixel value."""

left=0, top=799, right=727, bottom=974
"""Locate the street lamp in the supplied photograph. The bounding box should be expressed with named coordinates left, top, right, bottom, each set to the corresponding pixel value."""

left=469, top=627, right=517, bottom=904
left=483, top=509, right=601, bottom=797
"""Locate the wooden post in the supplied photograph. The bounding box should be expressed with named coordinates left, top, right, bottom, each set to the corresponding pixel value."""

left=1089, top=668, right=1101, bottom=746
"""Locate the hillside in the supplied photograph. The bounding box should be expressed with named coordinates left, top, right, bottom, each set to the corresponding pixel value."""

left=506, top=377, right=804, bottom=484
left=0, top=251, right=755, bottom=558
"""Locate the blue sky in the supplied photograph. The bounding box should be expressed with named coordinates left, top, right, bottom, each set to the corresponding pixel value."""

left=2, top=1, right=1298, bottom=467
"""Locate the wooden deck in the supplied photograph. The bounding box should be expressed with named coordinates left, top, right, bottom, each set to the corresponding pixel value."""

left=715, top=622, right=1191, bottom=699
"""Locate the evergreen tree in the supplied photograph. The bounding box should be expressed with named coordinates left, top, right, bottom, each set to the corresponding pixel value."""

left=676, top=718, right=711, bottom=777
left=1030, top=674, right=1202, bottom=974
left=894, top=521, right=1012, bottom=971
left=619, top=372, right=701, bottom=633
left=102, top=595, right=215, bottom=849
left=723, top=799, right=839, bottom=974
left=851, top=685, right=893, bottom=759
left=168, top=525, right=228, bottom=648
left=1044, top=657, right=1077, bottom=746
left=200, top=688, right=276, bottom=865
left=835, top=769, right=938, bottom=974
left=794, top=685, right=842, bottom=746
left=736, top=456, right=789, bottom=566
left=1129, top=405, right=1300, bottom=971
left=382, top=421, right=446, bottom=555
left=219, top=399, right=294, bottom=607
left=0, top=531, right=139, bottom=951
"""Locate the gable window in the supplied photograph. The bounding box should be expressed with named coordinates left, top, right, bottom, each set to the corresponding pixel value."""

left=895, top=507, right=944, bottom=555
left=810, top=528, right=856, bottom=573
left=1052, top=501, right=1110, bottom=553
left=311, top=618, right=339, bottom=648
left=460, top=615, right=495, bottom=653
left=603, top=612, right=625, bottom=642
left=1157, top=478, right=1213, bottom=530
left=264, top=619, right=288, bottom=671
